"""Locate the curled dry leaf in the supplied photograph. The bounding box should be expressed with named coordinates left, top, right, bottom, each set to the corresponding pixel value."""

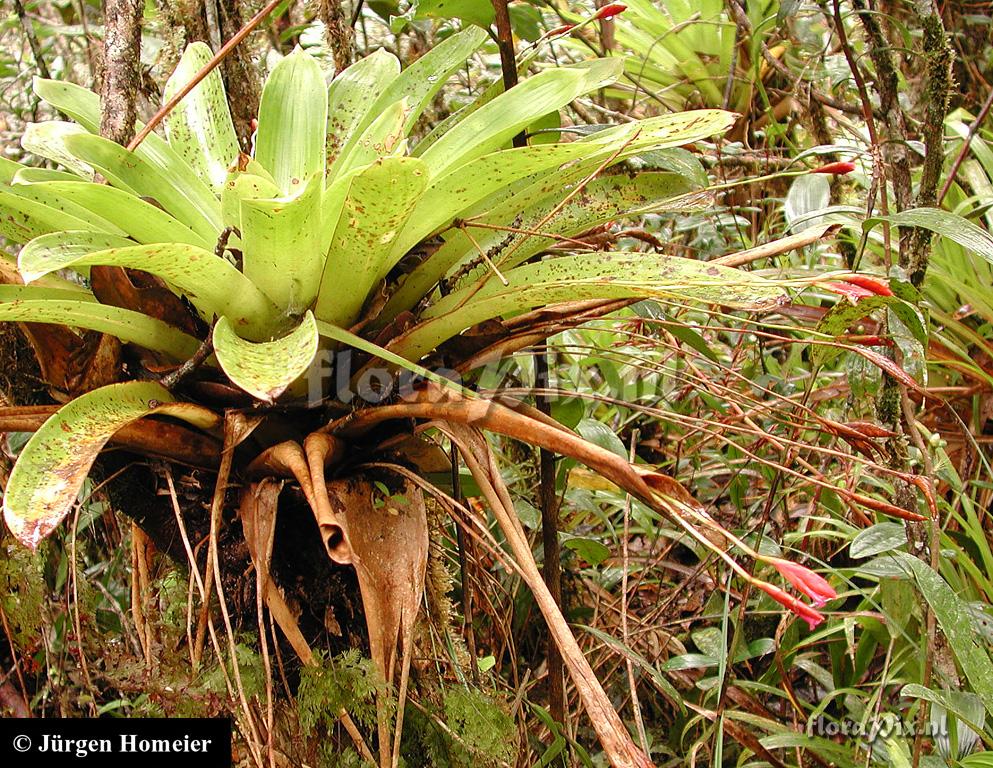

left=246, top=436, right=352, bottom=564
left=325, top=475, right=428, bottom=768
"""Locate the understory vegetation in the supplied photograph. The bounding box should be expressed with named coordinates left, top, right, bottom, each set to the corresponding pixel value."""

left=1, top=1, right=992, bottom=767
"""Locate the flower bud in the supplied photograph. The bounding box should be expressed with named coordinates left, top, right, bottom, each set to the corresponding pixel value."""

left=594, top=3, right=627, bottom=20
left=811, top=161, right=856, bottom=175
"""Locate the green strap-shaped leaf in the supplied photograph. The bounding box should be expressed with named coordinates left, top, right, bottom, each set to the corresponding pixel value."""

left=390, top=253, right=786, bottom=361
left=0, top=255, right=90, bottom=293
left=0, top=293, right=200, bottom=360
left=0, top=184, right=113, bottom=244
left=255, top=48, right=328, bottom=193
left=314, top=318, right=473, bottom=398
left=14, top=167, right=82, bottom=183
left=163, top=42, right=240, bottom=191
left=3, top=382, right=217, bottom=549
left=213, top=311, right=320, bottom=402
left=418, top=59, right=622, bottom=178
left=390, top=109, right=736, bottom=262
left=33, top=77, right=221, bottom=231
left=366, top=27, right=487, bottom=138
left=316, top=157, right=428, bottom=327
left=220, top=170, right=282, bottom=241
left=21, top=121, right=94, bottom=178
left=0, top=285, right=97, bottom=302
left=318, top=168, right=361, bottom=254
left=30, top=181, right=210, bottom=248
left=412, top=41, right=546, bottom=157
left=326, top=48, right=401, bottom=177
left=240, top=174, right=324, bottom=314
left=866, top=207, right=993, bottom=265
left=6, top=180, right=127, bottom=235
left=18, top=237, right=280, bottom=337
left=383, top=172, right=698, bottom=320
left=331, top=99, right=409, bottom=176
left=64, top=133, right=222, bottom=242
left=18, top=231, right=135, bottom=275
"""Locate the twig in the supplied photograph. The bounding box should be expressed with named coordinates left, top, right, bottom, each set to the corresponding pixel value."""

left=450, top=443, right=481, bottom=685
left=713, top=223, right=837, bottom=267
left=938, top=87, right=993, bottom=204
left=164, top=466, right=206, bottom=667
left=13, top=0, right=52, bottom=81
left=68, top=504, right=97, bottom=715
left=536, top=350, right=565, bottom=727
left=160, top=328, right=214, bottom=390
left=900, top=390, right=941, bottom=768
left=491, top=0, right=565, bottom=730
left=208, top=414, right=265, bottom=767
left=829, top=0, right=895, bottom=265
left=621, top=430, right=648, bottom=751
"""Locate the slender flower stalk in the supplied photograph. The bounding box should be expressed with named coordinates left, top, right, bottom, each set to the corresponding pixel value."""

left=649, top=494, right=830, bottom=629
left=534, top=3, right=626, bottom=46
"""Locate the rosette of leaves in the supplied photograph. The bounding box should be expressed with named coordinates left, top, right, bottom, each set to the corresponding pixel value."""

left=0, top=32, right=789, bottom=768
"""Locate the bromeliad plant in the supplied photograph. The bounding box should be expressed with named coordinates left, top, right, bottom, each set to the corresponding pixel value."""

left=0, top=32, right=832, bottom=768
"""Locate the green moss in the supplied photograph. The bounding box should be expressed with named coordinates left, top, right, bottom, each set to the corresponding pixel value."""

left=0, top=542, right=46, bottom=649
left=403, top=687, right=518, bottom=768
left=298, top=649, right=385, bottom=733
left=203, top=641, right=265, bottom=701
left=442, top=688, right=517, bottom=766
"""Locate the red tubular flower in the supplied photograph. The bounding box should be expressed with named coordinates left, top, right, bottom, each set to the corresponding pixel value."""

left=811, top=161, right=857, bottom=175
left=843, top=274, right=893, bottom=296
left=822, top=281, right=875, bottom=302
left=545, top=23, right=576, bottom=37
left=770, top=558, right=837, bottom=607
left=755, top=580, right=826, bottom=629
left=594, top=3, right=627, bottom=20
left=822, top=273, right=893, bottom=302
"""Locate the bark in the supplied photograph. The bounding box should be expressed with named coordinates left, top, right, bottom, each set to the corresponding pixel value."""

left=905, top=4, right=954, bottom=287
left=318, top=0, right=353, bottom=73
left=99, top=0, right=142, bottom=145
left=851, top=0, right=913, bottom=216
left=217, top=0, right=263, bottom=151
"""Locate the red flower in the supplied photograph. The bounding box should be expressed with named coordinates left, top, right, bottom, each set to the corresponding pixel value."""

left=843, top=274, right=893, bottom=296
left=811, top=161, right=857, bottom=175
left=770, top=558, right=837, bottom=607
left=755, top=580, right=826, bottom=629
left=822, top=274, right=893, bottom=302
left=545, top=23, right=576, bottom=37
left=594, top=3, right=627, bottom=20
left=822, top=281, right=876, bottom=302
